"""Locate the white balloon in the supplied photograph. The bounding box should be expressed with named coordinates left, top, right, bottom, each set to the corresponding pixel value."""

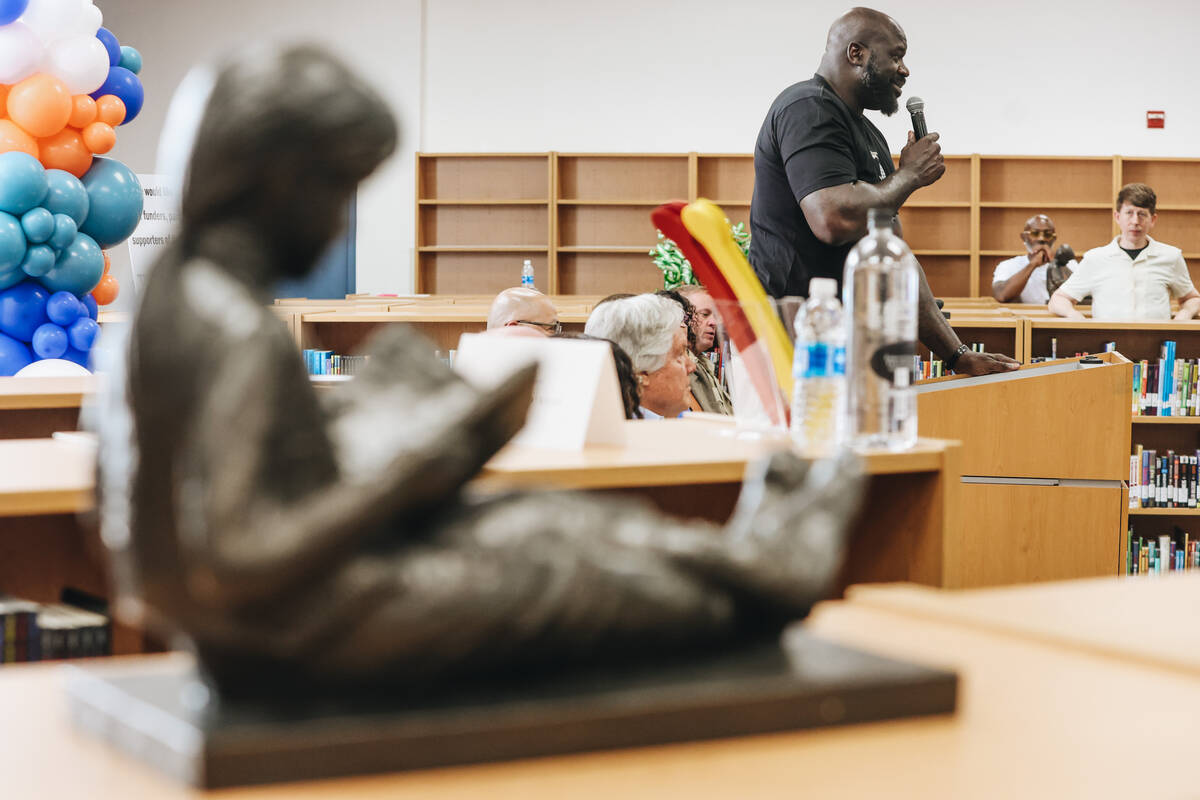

left=0, top=21, right=43, bottom=84
left=18, top=0, right=85, bottom=45
left=72, top=2, right=101, bottom=37
left=14, top=358, right=92, bottom=377
left=43, top=32, right=108, bottom=94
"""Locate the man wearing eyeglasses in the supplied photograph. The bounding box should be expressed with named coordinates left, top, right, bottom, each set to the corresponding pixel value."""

left=486, top=287, right=561, bottom=336
left=992, top=214, right=1078, bottom=304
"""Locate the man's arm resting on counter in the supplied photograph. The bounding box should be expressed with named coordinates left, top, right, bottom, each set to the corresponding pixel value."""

left=916, top=267, right=1019, bottom=375
left=1049, top=290, right=1085, bottom=319
left=1174, top=290, right=1200, bottom=320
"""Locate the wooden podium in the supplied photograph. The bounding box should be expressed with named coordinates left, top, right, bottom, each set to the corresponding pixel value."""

left=916, top=353, right=1133, bottom=588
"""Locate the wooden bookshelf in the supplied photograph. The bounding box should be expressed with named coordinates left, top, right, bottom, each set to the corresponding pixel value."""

left=415, top=153, right=1200, bottom=300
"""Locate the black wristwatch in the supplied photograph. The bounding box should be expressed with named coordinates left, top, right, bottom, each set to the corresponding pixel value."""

left=946, top=344, right=970, bottom=372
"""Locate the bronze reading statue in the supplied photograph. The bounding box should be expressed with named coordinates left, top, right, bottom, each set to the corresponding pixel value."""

left=93, top=45, right=864, bottom=698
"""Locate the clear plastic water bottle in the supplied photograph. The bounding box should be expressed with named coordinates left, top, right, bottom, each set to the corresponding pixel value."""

left=790, top=277, right=846, bottom=456
left=521, top=259, right=535, bottom=289
left=843, top=208, right=919, bottom=451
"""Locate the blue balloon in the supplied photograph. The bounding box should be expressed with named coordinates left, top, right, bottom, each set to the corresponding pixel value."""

left=46, top=291, right=84, bottom=326
left=61, top=345, right=90, bottom=369
left=0, top=331, right=33, bottom=376
left=79, top=158, right=143, bottom=248
left=0, top=152, right=48, bottom=216
left=0, top=211, right=26, bottom=272
left=20, top=207, right=54, bottom=243
left=49, top=214, right=78, bottom=251
left=0, top=280, right=49, bottom=342
left=43, top=170, right=89, bottom=226
left=41, top=233, right=104, bottom=295
left=96, top=27, right=121, bottom=66
left=90, top=66, right=144, bottom=124
left=119, top=45, right=142, bottom=75
left=32, top=323, right=68, bottom=359
left=68, top=316, right=99, bottom=351
left=82, top=293, right=98, bottom=320
left=20, top=245, right=55, bottom=278
left=0, top=0, right=28, bottom=27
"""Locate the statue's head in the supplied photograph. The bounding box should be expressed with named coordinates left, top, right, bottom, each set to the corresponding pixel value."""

left=180, top=45, right=397, bottom=278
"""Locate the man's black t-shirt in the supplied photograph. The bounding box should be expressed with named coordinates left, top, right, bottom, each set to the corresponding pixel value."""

left=749, top=74, right=894, bottom=298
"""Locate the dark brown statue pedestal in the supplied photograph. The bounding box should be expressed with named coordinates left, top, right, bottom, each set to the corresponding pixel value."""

left=65, top=631, right=956, bottom=789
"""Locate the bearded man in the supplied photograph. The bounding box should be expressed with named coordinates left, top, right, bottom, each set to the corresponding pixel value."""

left=749, top=7, right=1017, bottom=376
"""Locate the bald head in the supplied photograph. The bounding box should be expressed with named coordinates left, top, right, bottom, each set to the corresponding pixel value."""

left=1021, top=214, right=1057, bottom=253
left=486, top=287, right=559, bottom=335
left=818, top=7, right=909, bottom=116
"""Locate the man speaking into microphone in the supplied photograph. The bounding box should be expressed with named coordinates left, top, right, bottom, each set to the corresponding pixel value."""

left=749, top=7, right=1017, bottom=375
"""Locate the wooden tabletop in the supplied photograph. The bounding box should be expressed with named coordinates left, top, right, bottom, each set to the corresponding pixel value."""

left=0, top=436, right=96, bottom=516
left=5, top=576, right=1200, bottom=797
left=0, top=375, right=99, bottom=410
left=479, top=418, right=955, bottom=490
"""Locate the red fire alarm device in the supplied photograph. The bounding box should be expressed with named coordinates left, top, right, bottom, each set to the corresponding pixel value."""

left=1147, top=110, right=1165, bottom=129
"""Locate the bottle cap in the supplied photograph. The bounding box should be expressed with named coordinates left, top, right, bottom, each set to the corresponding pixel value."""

left=867, top=207, right=895, bottom=230
left=809, top=277, right=837, bottom=300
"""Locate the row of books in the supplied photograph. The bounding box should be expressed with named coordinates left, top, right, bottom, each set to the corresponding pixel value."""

left=1126, top=529, right=1200, bottom=575
left=1129, top=446, right=1199, bottom=508
left=913, top=343, right=986, bottom=382
left=0, top=596, right=111, bottom=663
left=1129, top=340, right=1200, bottom=416
left=303, top=349, right=370, bottom=376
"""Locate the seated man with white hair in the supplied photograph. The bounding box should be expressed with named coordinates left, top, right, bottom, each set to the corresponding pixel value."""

left=486, top=287, right=561, bottom=335
left=585, top=294, right=695, bottom=419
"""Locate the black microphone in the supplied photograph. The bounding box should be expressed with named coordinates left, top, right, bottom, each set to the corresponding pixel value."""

left=906, top=96, right=928, bottom=140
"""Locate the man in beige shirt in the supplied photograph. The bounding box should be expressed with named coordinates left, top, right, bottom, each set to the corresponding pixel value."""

left=677, top=285, right=733, bottom=415
left=1050, top=183, right=1200, bottom=321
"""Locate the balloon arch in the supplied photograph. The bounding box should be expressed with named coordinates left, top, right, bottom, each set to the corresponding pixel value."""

left=0, top=0, right=144, bottom=375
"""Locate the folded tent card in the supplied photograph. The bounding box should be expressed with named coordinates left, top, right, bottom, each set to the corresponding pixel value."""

left=454, top=334, right=626, bottom=450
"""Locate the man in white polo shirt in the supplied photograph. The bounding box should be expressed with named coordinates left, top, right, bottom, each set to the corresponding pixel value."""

left=992, top=213, right=1079, bottom=303
left=1049, top=183, right=1200, bottom=320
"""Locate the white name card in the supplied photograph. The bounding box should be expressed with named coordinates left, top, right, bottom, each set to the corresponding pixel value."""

left=454, top=334, right=626, bottom=450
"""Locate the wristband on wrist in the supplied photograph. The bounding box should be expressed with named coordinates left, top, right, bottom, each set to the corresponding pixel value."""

left=946, top=343, right=970, bottom=371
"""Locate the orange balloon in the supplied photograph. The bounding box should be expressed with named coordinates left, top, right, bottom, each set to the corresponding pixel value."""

left=68, top=95, right=98, bottom=129
left=6, top=74, right=73, bottom=139
left=0, top=119, right=39, bottom=158
left=0, top=85, right=9, bottom=118
left=94, top=94, right=126, bottom=127
left=92, top=274, right=120, bottom=306
left=81, top=121, right=115, bottom=154
left=102, top=250, right=111, bottom=275
left=38, top=128, right=92, bottom=177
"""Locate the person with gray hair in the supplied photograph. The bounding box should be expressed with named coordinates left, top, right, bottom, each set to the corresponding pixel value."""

left=585, top=294, right=695, bottom=419
left=486, top=287, right=561, bottom=335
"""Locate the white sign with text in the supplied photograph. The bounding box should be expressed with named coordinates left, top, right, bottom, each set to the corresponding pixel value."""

left=454, top=334, right=626, bottom=450
left=127, top=174, right=181, bottom=292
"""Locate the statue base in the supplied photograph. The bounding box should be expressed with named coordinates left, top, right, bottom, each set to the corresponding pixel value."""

left=65, top=631, right=956, bottom=788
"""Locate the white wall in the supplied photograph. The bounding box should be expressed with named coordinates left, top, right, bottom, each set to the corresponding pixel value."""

left=98, top=0, right=421, bottom=294
left=98, top=0, right=1200, bottom=292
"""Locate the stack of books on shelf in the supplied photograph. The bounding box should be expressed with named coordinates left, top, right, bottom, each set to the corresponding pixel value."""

left=1129, top=445, right=1198, bottom=509
left=1127, top=528, right=1200, bottom=575
left=303, top=349, right=371, bottom=376
left=1131, top=340, right=1200, bottom=416
left=0, top=596, right=111, bottom=663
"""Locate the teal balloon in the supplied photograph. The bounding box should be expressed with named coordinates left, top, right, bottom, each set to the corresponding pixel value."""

left=41, top=233, right=104, bottom=295
left=43, top=170, right=90, bottom=227
left=21, top=208, right=55, bottom=244
left=0, top=331, right=33, bottom=376
left=20, top=245, right=55, bottom=278
left=119, top=45, right=142, bottom=75
left=0, top=211, right=27, bottom=272
left=0, top=152, right=48, bottom=216
left=79, top=158, right=143, bottom=249
left=0, top=264, right=23, bottom=291
left=49, top=214, right=78, bottom=251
